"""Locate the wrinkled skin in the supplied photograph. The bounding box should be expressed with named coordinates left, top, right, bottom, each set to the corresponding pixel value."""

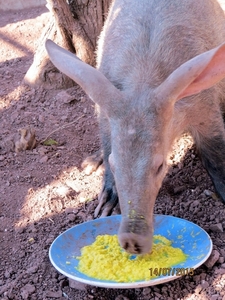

left=46, top=0, right=225, bottom=254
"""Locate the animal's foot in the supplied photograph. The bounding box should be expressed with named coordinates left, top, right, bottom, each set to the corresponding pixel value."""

left=81, top=149, right=103, bottom=175
left=94, top=173, right=119, bottom=217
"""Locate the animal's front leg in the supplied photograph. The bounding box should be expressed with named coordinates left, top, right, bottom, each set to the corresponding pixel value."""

left=81, top=147, right=118, bottom=217
left=194, top=114, right=225, bottom=203
left=94, top=161, right=118, bottom=217
left=94, top=110, right=119, bottom=217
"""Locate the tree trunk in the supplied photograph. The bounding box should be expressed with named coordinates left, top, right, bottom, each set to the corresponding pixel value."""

left=24, top=0, right=111, bottom=89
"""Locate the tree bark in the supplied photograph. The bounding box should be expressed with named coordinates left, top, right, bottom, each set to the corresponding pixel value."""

left=24, top=0, right=111, bottom=89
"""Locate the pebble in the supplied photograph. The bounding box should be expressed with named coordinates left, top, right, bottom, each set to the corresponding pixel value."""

left=201, top=280, right=209, bottom=289
left=45, top=290, right=62, bottom=298
left=55, top=90, right=77, bottom=104
left=38, top=146, right=47, bottom=156
left=193, top=275, right=201, bottom=283
left=204, top=189, right=213, bottom=197
left=215, top=269, right=225, bottom=275
left=204, top=250, right=220, bottom=268
left=210, top=295, right=219, bottom=300
left=220, top=249, right=225, bottom=257
left=67, top=213, right=76, bottom=222
left=142, top=287, right=151, bottom=295
left=68, top=279, right=87, bottom=290
left=154, top=292, right=162, bottom=298
left=65, top=207, right=77, bottom=214
left=4, top=272, right=10, bottom=279
left=38, top=115, right=45, bottom=123
left=20, top=284, right=36, bottom=300
left=209, top=223, right=223, bottom=233
left=27, top=265, right=39, bottom=274
left=192, top=200, right=200, bottom=207
left=39, top=155, right=48, bottom=163
left=218, top=257, right=225, bottom=264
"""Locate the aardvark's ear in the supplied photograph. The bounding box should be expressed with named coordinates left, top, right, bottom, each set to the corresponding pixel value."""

left=45, top=39, right=123, bottom=114
left=158, top=42, right=225, bottom=103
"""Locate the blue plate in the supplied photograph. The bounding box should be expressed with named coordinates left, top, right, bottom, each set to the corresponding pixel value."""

left=49, top=215, right=212, bottom=288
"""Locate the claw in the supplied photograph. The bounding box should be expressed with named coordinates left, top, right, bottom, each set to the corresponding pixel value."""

left=94, top=204, right=103, bottom=218
left=94, top=185, right=118, bottom=217
left=100, top=198, right=118, bottom=217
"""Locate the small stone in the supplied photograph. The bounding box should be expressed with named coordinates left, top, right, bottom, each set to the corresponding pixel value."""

left=204, top=189, right=213, bottom=197
left=143, top=287, right=151, bottom=295
left=4, top=269, right=12, bottom=279
left=19, top=251, right=26, bottom=258
left=154, top=292, right=162, bottom=298
left=218, top=257, right=225, bottom=264
left=221, top=263, right=225, bottom=269
left=193, top=169, right=201, bottom=176
left=209, top=223, right=223, bottom=233
left=38, top=147, right=47, bottom=156
left=204, top=250, right=220, bottom=268
left=67, top=213, right=76, bottom=222
left=55, top=90, right=77, bottom=104
left=192, top=200, right=200, bottom=207
left=38, top=115, right=45, bottom=123
left=210, top=295, right=219, bottom=300
left=39, top=155, right=48, bottom=163
left=201, top=280, right=209, bottom=289
left=65, top=207, right=76, bottom=214
left=20, top=284, right=36, bottom=300
left=45, top=290, right=62, bottom=298
left=215, top=269, right=225, bottom=275
left=68, top=279, right=87, bottom=290
left=27, top=265, right=39, bottom=274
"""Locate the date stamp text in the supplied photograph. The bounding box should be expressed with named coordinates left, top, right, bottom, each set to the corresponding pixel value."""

left=149, top=267, right=194, bottom=277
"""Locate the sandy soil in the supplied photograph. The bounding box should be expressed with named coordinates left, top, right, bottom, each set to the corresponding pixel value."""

left=0, top=5, right=225, bottom=300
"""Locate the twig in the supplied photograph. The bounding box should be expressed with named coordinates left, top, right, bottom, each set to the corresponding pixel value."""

left=40, top=114, right=85, bottom=144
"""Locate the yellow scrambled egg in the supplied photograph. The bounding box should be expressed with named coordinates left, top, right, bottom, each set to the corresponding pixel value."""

left=76, top=234, right=187, bottom=282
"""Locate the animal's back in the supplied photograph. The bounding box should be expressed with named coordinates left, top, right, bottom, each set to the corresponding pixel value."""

left=97, top=0, right=225, bottom=90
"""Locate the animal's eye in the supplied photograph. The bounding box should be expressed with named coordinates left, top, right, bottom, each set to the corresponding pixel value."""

left=156, top=163, right=163, bottom=175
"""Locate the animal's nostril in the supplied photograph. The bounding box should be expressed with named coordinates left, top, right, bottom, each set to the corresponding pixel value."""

left=118, top=225, right=153, bottom=254
left=124, top=242, right=129, bottom=250
left=134, top=243, right=141, bottom=253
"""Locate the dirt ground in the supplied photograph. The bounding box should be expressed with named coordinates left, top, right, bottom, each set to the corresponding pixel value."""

left=0, top=5, right=225, bottom=300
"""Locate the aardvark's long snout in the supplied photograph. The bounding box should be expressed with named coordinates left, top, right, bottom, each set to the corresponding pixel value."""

left=118, top=217, right=153, bottom=254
